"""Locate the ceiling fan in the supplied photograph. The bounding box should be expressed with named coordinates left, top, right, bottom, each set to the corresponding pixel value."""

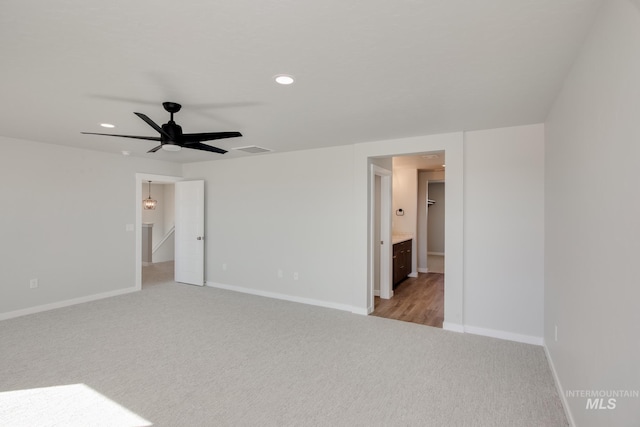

left=81, top=102, right=242, bottom=154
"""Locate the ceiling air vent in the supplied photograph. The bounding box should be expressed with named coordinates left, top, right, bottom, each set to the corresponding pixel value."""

left=232, top=145, right=272, bottom=154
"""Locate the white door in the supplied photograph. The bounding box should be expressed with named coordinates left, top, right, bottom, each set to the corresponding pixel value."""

left=175, top=180, right=205, bottom=286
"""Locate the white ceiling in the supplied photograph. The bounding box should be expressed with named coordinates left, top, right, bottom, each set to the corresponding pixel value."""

left=393, top=152, right=445, bottom=172
left=0, top=0, right=602, bottom=163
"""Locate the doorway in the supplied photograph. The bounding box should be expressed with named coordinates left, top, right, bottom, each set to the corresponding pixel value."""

left=370, top=153, right=445, bottom=328
left=135, top=173, right=182, bottom=290
left=426, top=181, right=445, bottom=275
left=141, top=181, right=176, bottom=288
left=370, top=164, right=392, bottom=310
left=358, top=132, right=463, bottom=332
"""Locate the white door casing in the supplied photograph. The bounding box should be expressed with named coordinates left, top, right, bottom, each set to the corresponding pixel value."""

left=370, top=164, right=392, bottom=311
left=175, top=180, right=205, bottom=286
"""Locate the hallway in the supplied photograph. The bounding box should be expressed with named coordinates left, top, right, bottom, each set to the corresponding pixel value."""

left=142, top=261, right=174, bottom=288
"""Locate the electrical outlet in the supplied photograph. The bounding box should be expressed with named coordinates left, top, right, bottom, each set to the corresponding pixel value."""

left=293, top=272, right=299, bottom=280
left=277, top=269, right=283, bottom=278
left=554, top=325, right=558, bottom=342
left=29, top=279, right=38, bottom=289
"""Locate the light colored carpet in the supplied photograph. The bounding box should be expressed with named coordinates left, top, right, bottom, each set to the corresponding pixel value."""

left=0, top=274, right=567, bottom=426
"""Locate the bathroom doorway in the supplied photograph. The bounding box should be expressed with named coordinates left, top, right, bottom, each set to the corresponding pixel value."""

left=371, top=153, right=445, bottom=328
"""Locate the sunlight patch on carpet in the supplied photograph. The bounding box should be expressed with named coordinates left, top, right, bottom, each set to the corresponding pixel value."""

left=0, top=383, right=152, bottom=426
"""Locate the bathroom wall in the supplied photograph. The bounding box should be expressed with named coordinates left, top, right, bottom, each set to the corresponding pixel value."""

left=427, top=182, right=445, bottom=254
left=391, top=164, right=418, bottom=275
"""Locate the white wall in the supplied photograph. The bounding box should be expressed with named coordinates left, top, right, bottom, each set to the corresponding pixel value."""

left=417, top=172, right=429, bottom=271
left=427, top=182, right=445, bottom=254
left=545, top=1, right=640, bottom=425
left=152, top=231, right=175, bottom=264
left=391, top=165, right=418, bottom=276
left=141, top=183, right=166, bottom=244
left=421, top=170, right=445, bottom=182
left=183, top=145, right=357, bottom=310
left=391, top=166, right=417, bottom=235
left=163, top=184, right=175, bottom=235
left=417, top=170, right=446, bottom=271
left=370, top=157, right=392, bottom=171
left=464, top=124, right=545, bottom=342
left=0, top=136, right=181, bottom=317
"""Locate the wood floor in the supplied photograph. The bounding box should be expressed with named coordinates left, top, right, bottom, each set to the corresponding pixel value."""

left=371, top=273, right=444, bottom=328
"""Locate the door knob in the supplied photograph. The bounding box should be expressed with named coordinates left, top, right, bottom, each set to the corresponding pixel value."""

left=196, top=236, right=204, bottom=240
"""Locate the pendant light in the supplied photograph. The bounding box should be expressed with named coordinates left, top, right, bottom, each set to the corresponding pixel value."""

left=143, top=181, right=157, bottom=210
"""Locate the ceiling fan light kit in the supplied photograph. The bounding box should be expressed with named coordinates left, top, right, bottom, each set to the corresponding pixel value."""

left=82, top=102, right=242, bottom=154
left=162, top=144, right=182, bottom=152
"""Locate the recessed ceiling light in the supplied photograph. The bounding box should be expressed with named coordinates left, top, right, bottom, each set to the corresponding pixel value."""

left=121, top=150, right=130, bottom=156
left=100, top=123, right=115, bottom=128
left=274, top=75, right=294, bottom=85
left=422, top=154, right=439, bottom=159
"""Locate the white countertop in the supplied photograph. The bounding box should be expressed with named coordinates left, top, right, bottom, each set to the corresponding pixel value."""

left=392, top=235, right=413, bottom=244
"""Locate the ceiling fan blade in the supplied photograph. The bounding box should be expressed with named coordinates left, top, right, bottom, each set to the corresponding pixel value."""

left=181, top=131, right=242, bottom=143
left=81, top=132, right=161, bottom=141
left=134, top=112, right=173, bottom=140
left=147, top=145, right=163, bottom=153
left=185, top=142, right=228, bottom=154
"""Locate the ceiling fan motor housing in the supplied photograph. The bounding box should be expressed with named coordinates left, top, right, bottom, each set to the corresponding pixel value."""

left=161, top=122, right=182, bottom=144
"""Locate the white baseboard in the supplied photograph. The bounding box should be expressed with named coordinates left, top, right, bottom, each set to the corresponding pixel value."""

left=464, top=325, right=543, bottom=346
left=408, top=272, right=418, bottom=278
left=206, top=281, right=363, bottom=315
left=373, top=289, right=394, bottom=299
left=352, top=307, right=369, bottom=315
left=544, top=342, right=575, bottom=427
left=443, top=322, right=464, bottom=333
left=442, top=322, right=543, bottom=346
left=417, top=268, right=429, bottom=273
left=0, top=286, right=139, bottom=321
left=214, top=281, right=540, bottom=347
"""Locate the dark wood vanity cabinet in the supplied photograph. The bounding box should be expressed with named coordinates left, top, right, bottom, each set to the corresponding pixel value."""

left=392, top=239, right=412, bottom=287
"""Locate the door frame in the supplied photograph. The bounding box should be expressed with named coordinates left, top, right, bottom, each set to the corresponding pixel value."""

left=135, top=173, right=183, bottom=290
left=369, top=164, right=392, bottom=311
left=355, top=132, right=463, bottom=331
